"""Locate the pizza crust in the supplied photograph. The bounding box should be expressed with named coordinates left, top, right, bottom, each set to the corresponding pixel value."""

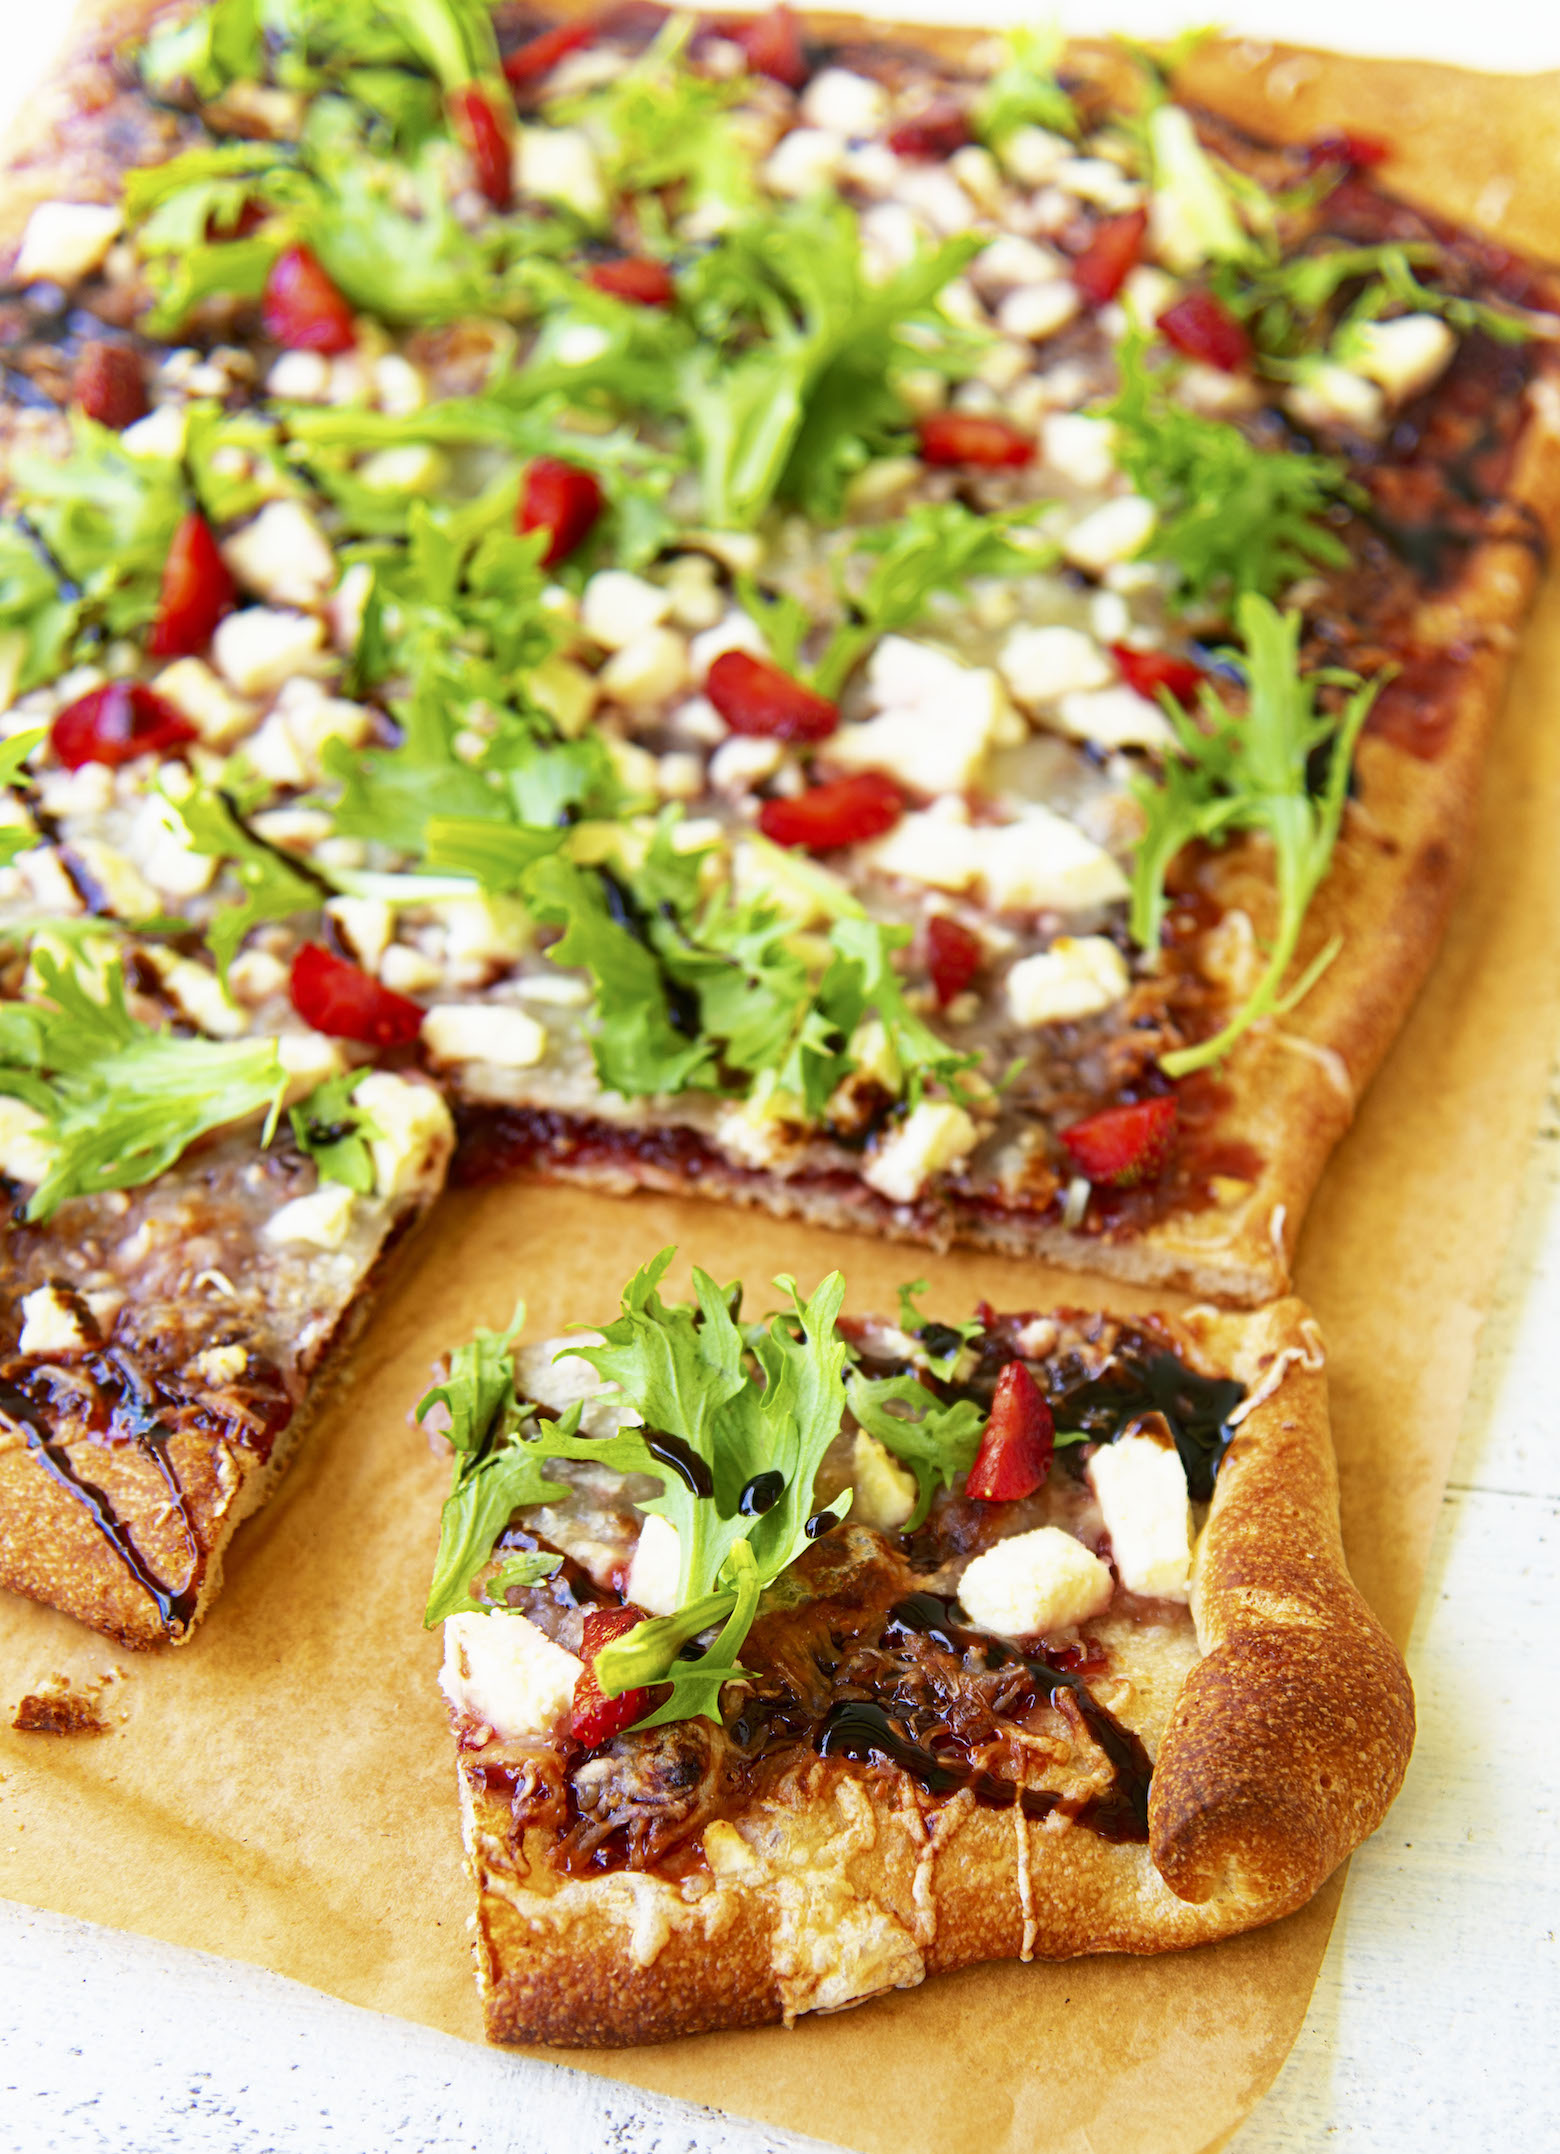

left=460, top=1296, right=1413, bottom=2048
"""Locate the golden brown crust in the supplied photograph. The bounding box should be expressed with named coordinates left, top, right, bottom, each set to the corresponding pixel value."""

left=463, top=1295, right=1413, bottom=2049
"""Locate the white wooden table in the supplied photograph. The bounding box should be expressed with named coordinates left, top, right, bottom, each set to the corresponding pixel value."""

left=3, top=1, right=1558, bottom=2146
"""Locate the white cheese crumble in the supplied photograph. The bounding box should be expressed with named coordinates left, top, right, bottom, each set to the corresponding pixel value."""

left=16, top=201, right=122, bottom=285
left=1087, top=1434, right=1194, bottom=1601
left=212, top=608, right=327, bottom=697
left=958, top=1526, right=1114, bottom=1638
left=0, top=1097, right=51, bottom=1187
left=863, top=1101, right=978, bottom=1204
left=849, top=1430, right=918, bottom=1533
left=624, top=1514, right=682, bottom=1618
left=514, top=126, right=605, bottom=220
left=828, top=637, right=1020, bottom=796
left=999, top=623, right=1112, bottom=706
left=440, top=1611, right=583, bottom=1740
left=18, top=1286, right=89, bottom=1358
left=421, top=1004, right=547, bottom=1070
left=224, top=500, right=337, bottom=608
left=263, top=1182, right=358, bottom=1250
left=1006, top=937, right=1130, bottom=1025
left=1053, top=684, right=1175, bottom=751
left=1346, top=313, right=1457, bottom=403
left=582, top=570, right=671, bottom=651
left=351, top=1072, right=453, bottom=1199
left=1063, top=495, right=1158, bottom=576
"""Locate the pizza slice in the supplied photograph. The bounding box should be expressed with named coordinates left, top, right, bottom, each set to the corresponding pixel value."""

left=425, top=1251, right=1412, bottom=2045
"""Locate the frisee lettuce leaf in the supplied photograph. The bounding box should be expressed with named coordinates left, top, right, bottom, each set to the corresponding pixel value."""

left=1129, top=593, right=1380, bottom=1075
left=846, top=1372, right=985, bottom=1530
left=975, top=24, right=1079, bottom=145
left=290, top=1069, right=380, bottom=1192
left=166, top=782, right=325, bottom=977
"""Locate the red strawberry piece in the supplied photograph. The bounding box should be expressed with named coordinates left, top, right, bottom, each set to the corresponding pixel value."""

left=148, top=510, right=237, bottom=660
left=1059, top=1095, right=1178, bottom=1189
left=1070, top=208, right=1148, bottom=307
left=503, top=17, right=596, bottom=88
left=888, top=104, right=971, bottom=160
left=758, top=771, right=904, bottom=852
left=571, top=1602, right=651, bottom=1747
left=72, top=342, right=148, bottom=430
left=587, top=255, right=677, bottom=307
left=706, top=651, right=838, bottom=743
left=925, top=914, right=982, bottom=1006
left=51, top=682, right=196, bottom=772
left=965, top=1361, right=1055, bottom=1503
left=1304, top=129, right=1389, bottom=171
left=449, top=85, right=514, bottom=211
left=1156, top=289, right=1251, bottom=372
left=727, top=6, right=807, bottom=88
left=289, top=943, right=425, bottom=1048
left=916, top=412, right=1035, bottom=469
left=1110, top=644, right=1203, bottom=708
left=261, top=244, right=356, bottom=355
left=517, top=457, right=605, bottom=569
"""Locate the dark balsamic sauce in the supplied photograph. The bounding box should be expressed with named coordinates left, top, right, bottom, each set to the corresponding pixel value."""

left=1049, top=1351, right=1245, bottom=1503
left=738, top=1470, right=784, bottom=1516
left=643, top=1430, right=714, bottom=1498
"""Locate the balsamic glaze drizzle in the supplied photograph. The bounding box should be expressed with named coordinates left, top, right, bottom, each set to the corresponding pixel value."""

left=643, top=1430, right=714, bottom=1498
left=1050, top=1350, right=1245, bottom=1503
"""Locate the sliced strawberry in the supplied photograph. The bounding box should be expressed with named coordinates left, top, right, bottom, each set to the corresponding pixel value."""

left=1070, top=208, right=1148, bottom=307
left=758, top=771, right=904, bottom=852
left=587, top=255, right=677, bottom=307
left=571, top=1602, right=650, bottom=1747
left=289, top=943, right=425, bottom=1048
left=148, top=511, right=237, bottom=660
left=965, top=1361, right=1054, bottom=1503
left=449, top=85, right=514, bottom=211
left=925, top=914, right=982, bottom=1006
left=1304, top=129, right=1389, bottom=171
left=503, top=17, right=595, bottom=89
left=51, top=682, right=196, bottom=772
left=888, top=104, right=971, bottom=160
left=1110, top=644, right=1203, bottom=708
left=72, top=342, right=148, bottom=430
left=1156, top=289, right=1251, bottom=373
left=1059, top=1095, right=1178, bottom=1189
left=706, top=651, right=838, bottom=743
left=727, top=6, right=807, bottom=88
left=517, top=457, right=604, bottom=568
left=916, top=412, right=1035, bottom=469
left=262, top=244, right=356, bottom=355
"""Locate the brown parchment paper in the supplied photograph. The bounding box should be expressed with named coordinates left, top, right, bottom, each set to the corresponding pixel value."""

left=5, top=34, right=1560, bottom=2154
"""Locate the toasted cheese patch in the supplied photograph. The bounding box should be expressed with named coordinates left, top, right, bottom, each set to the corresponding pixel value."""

left=958, top=1525, right=1114, bottom=1637
left=441, top=1611, right=583, bottom=1740
left=1088, top=1435, right=1193, bottom=1601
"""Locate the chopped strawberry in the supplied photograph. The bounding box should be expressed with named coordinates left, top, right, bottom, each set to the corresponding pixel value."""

left=503, top=17, right=595, bottom=89
left=1059, top=1096, right=1178, bottom=1189
left=289, top=943, right=425, bottom=1048
left=587, top=254, right=677, bottom=307
left=925, top=914, right=982, bottom=1006
left=72, top=342, right=147, bottom=430
left=965, top=1361, right=1054, bottom=1503
left=888, top=104, right=971, bottom=160
left=917, top=412, right=1035, bottom=469
left=727, top=6, right=807, bottom=88
left=1110, top=644, right=1203, bottom=708
left=1304, top=129, right=1389, bottom=172
left=517, top=457, right=604, bottom=568
left=758, top=771, right=904, bottom=852
left=1070, top=208, right=1148, bottom=307
left=571, top=1603, right=650, bottom=1747
left=706, top=651, right=838, bottom=743
left=1156, top=289, right=1251, bottom=372
left=449, top=85, right=514, bottom=211
left=261, top=244, right=356, bottom=355
left=51, top=682, right=196, bottom=772
left=148, top=511, right=237, bottom=660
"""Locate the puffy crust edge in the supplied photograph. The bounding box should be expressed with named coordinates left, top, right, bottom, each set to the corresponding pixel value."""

left=460, top=1295, right=1413, bottom=2050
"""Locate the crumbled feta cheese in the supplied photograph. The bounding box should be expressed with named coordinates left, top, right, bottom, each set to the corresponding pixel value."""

left=528, top=653, right=599, bottom=739
left=514, top=126, right=605, bottom=219
left=829, top=637, right=1021, bottom=796
left=264, top=1182, right=358, bottom=1250
left=1087, top=1434, right=1193, bottom=1601
left=1063, top=495, right=1157, bottom=576
left=421, top=1004, right=547, bottom=1069
left=850, top=1430, right=918, bottom=1533
left=715, top=1089, right=807, bottom=1171
left=266, top=349, right=331, bottom=401
left=229, top=949, right=289, bottom=1005
left=1055, top=157, right=1141, bottom=212
left=625, top=1514, right=682, bottom=1618
left=326, top=897, right=394, bottom=975
left=373, top=352, right=426, bottom=416
left=440, top=1611, right=583, bottom=1740
left=1041, top=411, right=1118, bottom=490
left=193, top=1344, right=248, bottom=1386
left=599, top=625, right=689, bottom=707
left=69, top=837, right=159, bottom=922
left=999, top=623, right=1112, bottom=707
left=212, top=608, right=327, bottom=697
left=690, top=610, right=768, bottom=682
left=18, top=1286, right=89, bottom=1357
left=275, top=1031, right=347, bottom=1102
left=351, top=1071, right=453, bottom=1199
left=246, top=678, right=371, bottom=787
left=120, top=404, right=188, bottom=461
left=1006, top=936, right=1130, bottom=1025
left=657, top=751, right=703, bottom=800
left=896, top=165, right=977, bottom=238
left=16, top=201, right=122, bottom=285
left=996, top=280, right=1080, bottom=342
left=997, top=125, right=1070, bottom=187
left=663, top=553, right=725, bottom=632
left=356, top=443, right=448, bottom=495
left=972, top=234, right=1063, bottom=296
left=147, top=950, right=246, bottom=1038
left=378, top=944, right=443, bottom=996
left=1285, top=363, right=1384, bottom=436
left=800, top=67, right=887, bottom=136
left=1347, top=313, right=1457, bottom=402
left=864, top=797, right=1129, bottom=913
left=17, top=846, right=83, bottom=916
left=582, top=569, right=672, bottom=651
left=224, top=500, right=337, bottom=609
left=863, top=1101, right=978, bottom=1204
left=0, top=1097, right=51, bottom=1187
left=958, top=1526, right=1114, bottom=1637
left=438, top=895, right=530, bottom=976
left=763, top=127, right=845, bottom=198
left=1054, top=684, right=1175, bottom=751
left=147, top=659, right=255, bottom=749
